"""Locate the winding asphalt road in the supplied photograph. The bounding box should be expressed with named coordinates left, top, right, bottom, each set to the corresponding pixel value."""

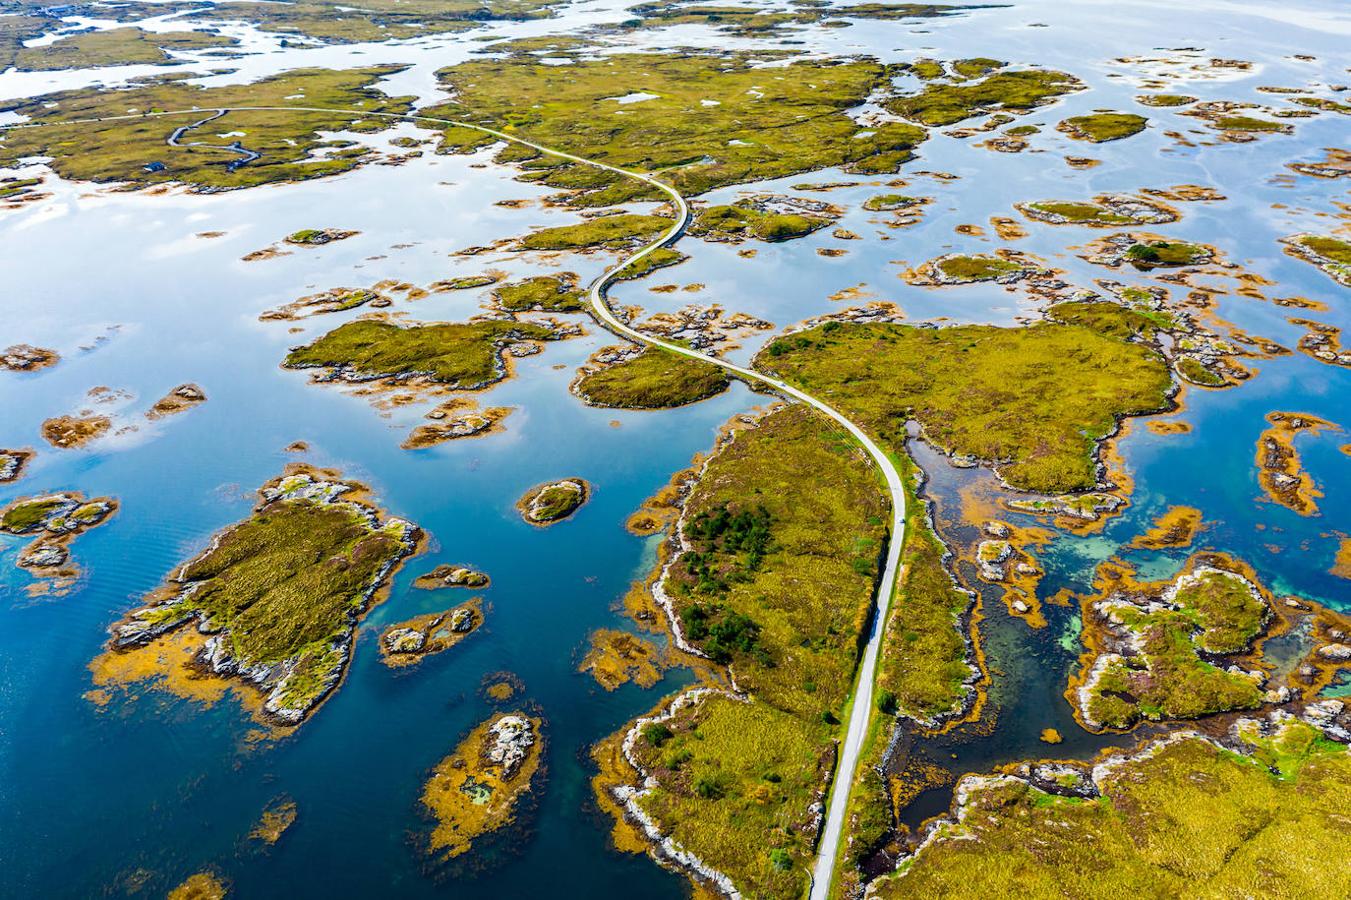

left=0, top=104, right=906, bottom=899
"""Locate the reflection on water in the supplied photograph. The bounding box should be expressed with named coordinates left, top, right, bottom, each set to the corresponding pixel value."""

left=2, top=0, right=1349, bottom=894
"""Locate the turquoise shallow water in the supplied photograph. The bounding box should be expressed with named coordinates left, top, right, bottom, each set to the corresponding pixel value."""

left=2, top=0, right=1350, bottom=895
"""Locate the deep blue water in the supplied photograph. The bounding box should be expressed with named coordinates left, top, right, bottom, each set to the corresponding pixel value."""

left=2, top=0, right=1350, bottom=895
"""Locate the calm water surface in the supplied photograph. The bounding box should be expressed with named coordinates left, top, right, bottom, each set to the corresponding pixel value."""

left=1, top=0, right=1348, bottom=894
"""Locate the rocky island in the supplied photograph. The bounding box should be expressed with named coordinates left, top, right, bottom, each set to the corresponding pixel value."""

left=96, top=466, right=420, bottom=726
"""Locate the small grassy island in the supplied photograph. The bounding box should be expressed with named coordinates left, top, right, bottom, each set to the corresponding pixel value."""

left=1071, top=557, right=1270, bottom=730
left=755, top=315, right=1172, bottom=494
left=283, top=317, right=563, bottom=390
left=97, top=467, right=420, bottom=726
left=1, top=491, right=117, bottom=585
left=167, top=872, right=227, bottom=900
left=10, top=27, right=238, bottom=72
left=517, top=213, right=673, bottom=251
left=613, top=247, right=689, bottom=281
left=380, top=600, right=482, bottom=668
left=1123, top=238, right=1212, bottom=268
left=262, top=288, right=386, bottom=321
left=874, top=723, right=1351, bottom=897
left=1137, top=93, right=1197, bottom=107
left=492, top=274, right=586, bottom=311
left=1017, top=194, right=1177, bottom=227
left=40, top=414, right=111, bottom=449
left=517, top=478, right=590, bottom=525
left=283, top=228, right=358, bottom=246
left=0, top=448, right=33, bottom=483
left=1057, top=112, right=1148, bottom=142
left=146, top=383, right=207, bottom=420
left=862, top=193, right=926, bottom=212
left=573, top=345, right=731, bottom=409
left=421, top=712, right=544, bottom=861
left=595, top=405, right=890, bottom=898
left=0, top=67, right=413, bottom=191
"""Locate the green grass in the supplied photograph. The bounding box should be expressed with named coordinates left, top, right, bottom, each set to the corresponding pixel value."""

left=614, top=404, right=904, bottom=897
left=875, top=735, right=1351, bottom=897
left=1136, top=93, right=1196, bottom=107
left=435, top=275, right=499, bottom=290
left=667, top=405, right=888, bottom=719
left=574, top=346, right=730, bottom=409
left=631, top=693, right=831, bottom=900
left=1285, top=234, right=1351, bottom=287
left=877, top=455, right=974, bottom=721
left=690, top=204, right=830, bottom=242
left=1, top=496, right=69, bottom=533
left=0, top=67, right=413, bottom=190
left=1080, top=566, right=1268, bottom=729
left=172, top=500, right=404, bottom=665
left=904, top=58, right=947, bottom=80
left=0, top=14, right=54, bottom=70
left=886, top=68, right=1081, bottom=126
left=934, top=254, right=1023, bottom=281
left=1173, top=568, right=1268, bottom=654
left=493, top=274, right=585, bottom=311
left=283, top=318, right=558, bottom=388
left=0, top=176, right=41, bottom=199
left=756, top=320, right=1172, bottom=493
left=1298, top=234, right=1351, bottom=265
left=626, top=2, right=970, bottom=35
left=862, top=194, right=921, bottom=212
left=426, top=52, right=928, bottom=195
left=1058, top=112, right=1148, bottom=142
left=518, top=213, right=672, bottom=251
left=1021, top=200, right=1134, bottom=225
left=613, top=247, right=689, bottom=281
left=1126, top=240, right=1208, bottom=268
left=12, top=27, right=236, bottom=71
left=1046, top=300, right=1171, bottom=341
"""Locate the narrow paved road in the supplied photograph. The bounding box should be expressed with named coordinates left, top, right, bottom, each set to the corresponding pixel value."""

left=0, top=104, right=906, bottom=899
